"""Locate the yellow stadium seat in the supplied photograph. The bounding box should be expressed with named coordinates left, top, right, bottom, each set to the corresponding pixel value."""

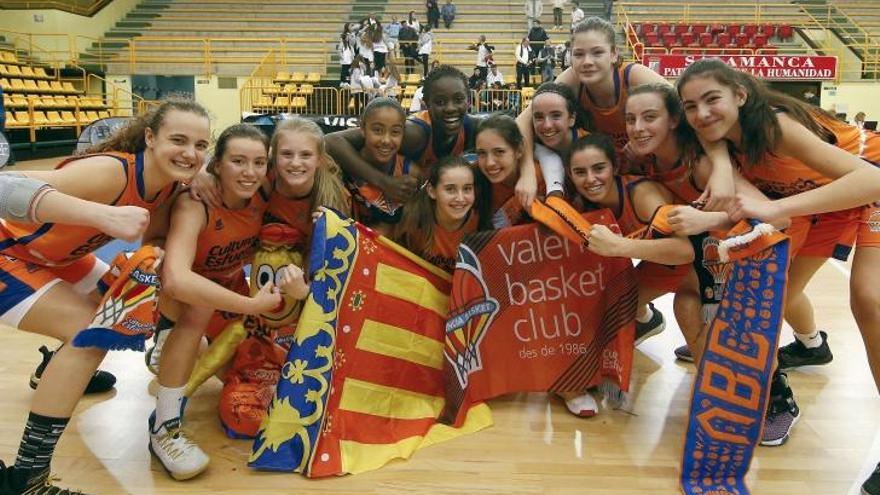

left=45, top=111, right=64, bottom=125
left=306, top=72, right=321, bottom=83
left=401, top=98, right=412, bottom=109
left=290, top=72, right=306, bottom=84
left=404, top=85, right=417, bottom=96
left=32, top=111, right=50, bottom=126
left=263, top=84, right=281, bottom=95
left=37, top=80, right=52, bottom=93
left=49, top=81, right=64, bottom=92
left=97, top=110, right=110, bottom=119
left=291, top=96, right=306, bottom=110
left=20, top=66, right=35, bottom=78
left=0, top=79, right=8, bottom=91
left=254, top=95, right=272, bottom=109
left=23, top=79, right=38, bottom=91
left=76, top=110, right=90, bottom=124
left=4, top=112, right=14, bottom=126
left=6, top=65, right=21, bottom=77
left=60, top=111, right=77, bottom=125
left=33, top=67, right=49, bottom=79
left=14, top=111, right=30, bottom=125
left=282, top=83, right=297, bottom=94
left=406, top=73, right=421, bottom=84
left=61, top=81, right=76, bottom=93
left=65, top=96, right=79, bottom=106
left=37, top=96, right=53, bottom=108
left=521, top=87, right=536, bottom=98
left=85, top=111, right=100, bottom=121
left=273, top=96, right=290, bottom=109
left=10, top=95, right=27, bottom=108
left=299, top=84, right=314, bottom=96
left=274, top=71, right=290, bottom=82
left=53, top=96, right=68, bottom=106
left=11, top=79, right=26, bottom=91
left=1, top=52, right=18, bottom=64
left=0, top=65, right=7, bottom=76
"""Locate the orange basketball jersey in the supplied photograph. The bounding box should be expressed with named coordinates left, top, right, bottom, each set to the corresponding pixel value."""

left=0, top=152, right=177, bottom=266
left=408, top=110, right=475, bottom=167
left=191, top=190, right=269, bottom=282
left=578, top=63, right=636, bottom=161
left=422, top=211, right=479, bottom=272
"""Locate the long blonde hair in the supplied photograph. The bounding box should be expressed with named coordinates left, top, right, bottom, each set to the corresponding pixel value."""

left=84, top=98, right=209, bottom=155
left=270, top=118, right=351, bottom=216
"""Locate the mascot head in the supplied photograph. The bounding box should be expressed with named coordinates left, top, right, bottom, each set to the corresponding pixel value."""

left=251, top=223, right=307, bottom=328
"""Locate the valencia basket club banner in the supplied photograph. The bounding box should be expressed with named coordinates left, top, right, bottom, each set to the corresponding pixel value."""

left=441, top=208, right=638, bottom=426
left=249, top=209, right=491, bottom=477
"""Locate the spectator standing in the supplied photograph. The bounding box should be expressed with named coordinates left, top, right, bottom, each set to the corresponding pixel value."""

left=552, top=0, right=565, bottom=30
left=410, top=85, right=425, bottom=112
left=372, top=24, right=389, bottom=75
left=470, top=35, right=492, bottom=80
left=441, top=0, right=457, bottom=28
left=337, top=33, right=355, bottom=84
left=603, top=0, right=614, bottom=21
left=525, top=0, right=543, bottom=30
left=537, top=43, right=555, bottom=82
left=527, top=19, right=549, bottom=75
left=515, top=37, right=532, bottom=88
left=427, top=0, right=441, bottom=29
left=407, top=10, right=422, bottom=32
left=384, top=16, right=402, bottom=55
left=556, top=40, right=571, bottom=70
left=398, top=21, right=418, bottom=75
left=418, top=25, right=433, bottom=77
left=571, top=3, right=584, bottom=31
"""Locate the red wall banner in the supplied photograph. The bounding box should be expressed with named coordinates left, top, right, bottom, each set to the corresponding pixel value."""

left=643, top=54, right=838, bottom=80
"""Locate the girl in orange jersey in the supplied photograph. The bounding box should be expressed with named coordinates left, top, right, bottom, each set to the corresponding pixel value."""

left=393, top=155, right=487, bottom=273
left=565, top=133, right=696, bottom=416
left=529, top=82, right=590, bottom=197
left=677, top=58, right=880, bottom=452
left=474, top=114, right=545, bottom=228
left=342, top=97, right=414, bottom=235
left=514, top=16, right=672, bottom=207
left=622, top=83, right=790, bottom=362
left=150, top=123, right=284, bottom=481
left=0, top=99, right=210, bottom=495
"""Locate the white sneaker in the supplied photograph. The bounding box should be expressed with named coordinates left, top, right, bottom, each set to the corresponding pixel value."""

left=561, top=391, right=598, bottom=418
left=149, top=418, right=210, bottom=480
left=145, top=328, right=169, bottom=375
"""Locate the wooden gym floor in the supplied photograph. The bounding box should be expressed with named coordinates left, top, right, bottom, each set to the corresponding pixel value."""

left=0, top=157, right=877, bottom=494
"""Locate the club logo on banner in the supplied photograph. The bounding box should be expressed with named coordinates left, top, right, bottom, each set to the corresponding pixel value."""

left=442, top=209, right=638, bottom=426
left=445, top=244, right=500, bottom=389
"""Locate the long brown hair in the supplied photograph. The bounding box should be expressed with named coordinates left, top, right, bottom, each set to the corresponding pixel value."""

left=393, top=155, right=477, bottom=255
left=270, top=118, right=351, bottom=216
left=84, top=98, right=209, bottom=155
left=676, top=58, right=834, bottom=167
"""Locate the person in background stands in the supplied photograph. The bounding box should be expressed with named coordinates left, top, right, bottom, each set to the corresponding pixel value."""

left=441, top=0, right=457, bottom=28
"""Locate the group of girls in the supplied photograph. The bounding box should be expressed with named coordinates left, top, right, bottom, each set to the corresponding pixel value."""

left=1, top=14, right=879, bottom=495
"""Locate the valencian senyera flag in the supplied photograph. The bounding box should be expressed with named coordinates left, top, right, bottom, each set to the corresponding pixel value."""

left=249, top=209, right=492, bottom=477
left=441, top=203, right=638, bottom=427
left=681, top=220, right=790, bottom=495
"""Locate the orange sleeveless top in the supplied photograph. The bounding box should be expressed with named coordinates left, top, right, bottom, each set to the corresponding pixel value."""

left=0, top=151, right=177, bottom=266
left=422, top=211, right=479, bottom=272
left=408, top=110, right=474, bottom=167
left=190, top=190, right=269, bottom=282
left=578, top=63, right=635, bottom=160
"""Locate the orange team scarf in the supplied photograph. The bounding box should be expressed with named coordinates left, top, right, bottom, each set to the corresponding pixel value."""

left=72, top=245, right=162, bottom=351
left=681, top=219, right=789, bottom=495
